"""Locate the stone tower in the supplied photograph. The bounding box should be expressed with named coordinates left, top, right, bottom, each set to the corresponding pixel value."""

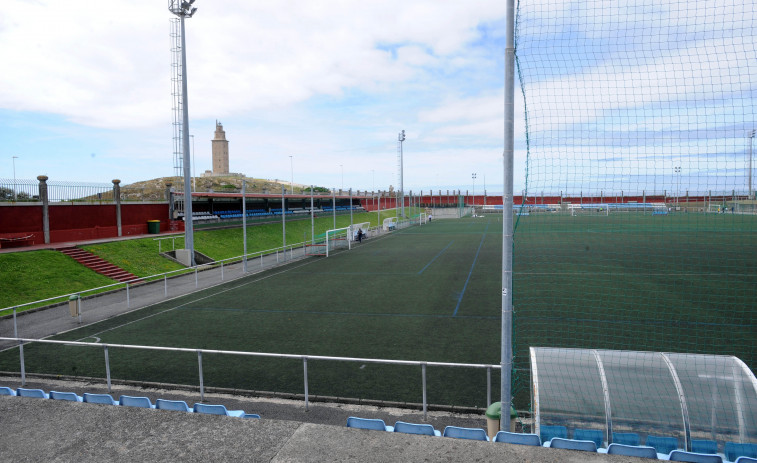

left=211, top=121, right=229, bottom=175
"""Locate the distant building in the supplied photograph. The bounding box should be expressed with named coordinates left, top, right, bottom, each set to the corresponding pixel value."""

left=212, top=121, right=229, bottom=175
left=203, top=121, right=244, bottom=178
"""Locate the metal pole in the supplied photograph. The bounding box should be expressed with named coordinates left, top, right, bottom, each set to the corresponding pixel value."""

left=310, top=186, right=315, bottom=245
left=501, top=0, right=515, bottom=431
left=422, top=363, right=428, bottom=420
left=333, top=189, right=336, bottom=229
left=126, top=283, right=130, bottom=308
left=289, top=155, right=294, bottom=194
left=164, top=275, right=168, bottom=297
left=221, top=261, right=224, bottom=280
left=349, top=188, right=353, bottom=230
left=749, top=130, right=755, bottom=199
left=104, top=345, right=111, bottom=393
left=179, top=13, right=195, bottom=266
left=198, top=350, right=205, bottom=402
left=195, top=267, right=198, bottom=288
left=303, top=357, right=309, bottom=411
left=13, top=308, right=25, bottom=386
left=12, top=156, right=18, bottom=202
left=282, top=187, right=287, bottom=260
left=487, top=366, right=492, bottom=407
left=243, top=180, right=248, bottom=272
left=398, top=130, right=406, bottom=218
left=191, top=134, right=196, bottom=192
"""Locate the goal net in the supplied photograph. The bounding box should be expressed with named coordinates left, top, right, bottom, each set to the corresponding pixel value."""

left=510, top=0, right=757, bottom=418
left=325, top=227, right=351, bottom=257
left=382, top=217, right=397, bottom=231
left=348, top=222, right=371, bottom=241
left=568, top=204, right=609, bottom=217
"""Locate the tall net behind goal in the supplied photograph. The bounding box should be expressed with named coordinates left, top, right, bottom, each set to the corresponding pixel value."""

left=511, top=0, right=757, bottom=434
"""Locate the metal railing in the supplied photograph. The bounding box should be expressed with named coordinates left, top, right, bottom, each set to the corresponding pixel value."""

left=0, top=179, right=160, bottom=203
left=1, top=240, right=315, bottom=319
left=0, top=336, right=500, bottom=418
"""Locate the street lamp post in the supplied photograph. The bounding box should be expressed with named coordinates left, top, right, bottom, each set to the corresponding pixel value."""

left=749, top=130, right=755, bottom=199
left=340, top=164, right=343, bottom=193
left=289, top=155, right=294, bottom=194
left=12, top=156, right=18, bottom=201
left=472, top=173, right=477, bottom=209
left=674, top=165, right=681, bottom=207
left=398, top=130, right=406, bottom=218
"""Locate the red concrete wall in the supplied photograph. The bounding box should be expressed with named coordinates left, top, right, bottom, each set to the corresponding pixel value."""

left=0, top=203, right=171, bottom=244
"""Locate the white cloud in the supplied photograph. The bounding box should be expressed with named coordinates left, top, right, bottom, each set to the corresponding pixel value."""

left=0, top=0, right=508, bottom=129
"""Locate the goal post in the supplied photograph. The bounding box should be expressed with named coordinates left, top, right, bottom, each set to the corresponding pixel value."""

left=348, top=222, right=371, bottom=241
left=325, top=226, right=351, bottom=257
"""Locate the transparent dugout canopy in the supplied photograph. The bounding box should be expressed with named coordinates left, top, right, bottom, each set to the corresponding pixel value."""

left=530, top=347, right=757, bottom=451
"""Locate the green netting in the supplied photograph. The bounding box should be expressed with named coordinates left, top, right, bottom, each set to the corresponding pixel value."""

left=512, top=0, right=757, bottom=441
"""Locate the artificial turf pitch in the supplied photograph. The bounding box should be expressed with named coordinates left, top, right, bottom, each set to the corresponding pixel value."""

left=1, top=212, right=754, bottom=409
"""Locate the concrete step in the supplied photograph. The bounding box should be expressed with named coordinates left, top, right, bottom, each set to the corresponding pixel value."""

left=56, top=247, right=138, bottom=283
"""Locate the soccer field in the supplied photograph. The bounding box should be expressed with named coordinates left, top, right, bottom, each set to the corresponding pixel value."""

left=1, top=212, right=755, bottom=409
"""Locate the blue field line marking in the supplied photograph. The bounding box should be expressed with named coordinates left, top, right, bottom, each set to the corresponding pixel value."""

left=417, top=240, right=455, bottom=275
left=182, top=306, right=498, bottom=320
left=453, top=222, right=490, bottom=317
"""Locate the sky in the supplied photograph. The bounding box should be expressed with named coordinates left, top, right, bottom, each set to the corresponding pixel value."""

left=0, top=0, right=514, bottom=194
left=1, top=0, right=754, bottom=196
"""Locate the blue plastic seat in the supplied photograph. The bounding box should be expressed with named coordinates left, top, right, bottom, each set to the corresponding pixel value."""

left=82, top=393, right=117, bottom=405
left=243, top=413, right=261, bottom=419
left=691, top=440, right=718, bottom=455
left=49, top=391, right=83, bottom=402
left=0, top=387, right=16, bottom=396
left=613, top=432, right=641, bottom=446
left=493, top=431, right=541, bottom=446
left=574, top=429, right=604, bottom=448
left=735, top=457, right=757, bottom=463
left=727, top=443, right=757, bottom=462
left=606, top=443, right=658, bottom=459
left=16, top=388, right=49, bottom=399
left=549, top=437, right=598, bottom=452
left=394, top=421, right=440, bottom=437
left=540, top=425, right=568, bottom=444
left=667, top=450, right=723, bottom=462
left=646, top=435, right=680, bottom=455
left=155, top=399, right=193, bottom=412
left=193, top=403, right=245, bottom=418
left=442, top=426, right=489, bottom=441
left=346, top=417, right=393, bottom=432
left=119, top=395, right=155, bottom=409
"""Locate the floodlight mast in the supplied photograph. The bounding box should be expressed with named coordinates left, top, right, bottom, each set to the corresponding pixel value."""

left=501, top=0, right=515, bottom=431
left=169, top=0, right=197, bottom=265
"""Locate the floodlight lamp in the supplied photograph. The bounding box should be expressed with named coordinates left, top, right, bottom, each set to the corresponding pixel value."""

left=181, top=1, right=191, bottom=9
left=189, top=7, right=197, bottom=16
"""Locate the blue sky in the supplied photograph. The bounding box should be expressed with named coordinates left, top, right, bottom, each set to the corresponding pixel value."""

left=1, top=0, right=754, bottom=196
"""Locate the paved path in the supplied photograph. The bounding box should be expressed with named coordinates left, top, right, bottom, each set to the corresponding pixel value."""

left=0, top=391, right=640, bottom=463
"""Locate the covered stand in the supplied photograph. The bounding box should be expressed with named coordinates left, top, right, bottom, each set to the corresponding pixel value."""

left=530, top=347, right=757, bottom=452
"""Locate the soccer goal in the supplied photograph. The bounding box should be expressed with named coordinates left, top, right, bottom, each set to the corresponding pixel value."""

left=325, top=226, right=351, bottom=256
left=569, top=204, right=609, bottom=216
left=418, top=213, right=427, bottom=225
left=349, top=222, right=371, bottom=241
left=305, top=244, right=327, bottom=256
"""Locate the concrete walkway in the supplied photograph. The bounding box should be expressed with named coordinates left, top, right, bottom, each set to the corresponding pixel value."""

left=0, top=390, right=642, bottom=462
